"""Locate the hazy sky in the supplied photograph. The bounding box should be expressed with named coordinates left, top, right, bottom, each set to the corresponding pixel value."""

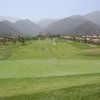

left=0, top=0, right=100, bottom=21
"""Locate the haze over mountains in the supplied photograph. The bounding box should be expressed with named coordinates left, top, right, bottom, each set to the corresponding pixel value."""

left=15, top=19, right=42, bottom=36
left=42, top=15, right=100, bottom=35
left=38, top=19, right=58, bottom=28
left=0, top=21, right=23, bottom=37
left=0, top=16, right=20, bottom=23
left=0, top=19, right=42, bottom=37
left=84, top=11, right=100, bottom=26
left=0, top=11, right=100, bottom=37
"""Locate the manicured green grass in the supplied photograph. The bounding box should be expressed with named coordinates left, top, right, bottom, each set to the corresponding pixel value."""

left=0, top=59, right=100, bottom=78
left=1, top=40, right=100, bottom=60
left=0, top=39, right=100, bottom=99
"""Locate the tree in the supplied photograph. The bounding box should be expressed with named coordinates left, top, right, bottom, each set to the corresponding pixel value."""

left=13, top=38, right=17, bottom=45
left=20, top=37, right=26, bottom=46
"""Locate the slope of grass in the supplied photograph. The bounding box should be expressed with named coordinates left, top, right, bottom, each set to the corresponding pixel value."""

left=0, top=73, right=100, bottom=97
left=1, top=83, right=100, bottom=100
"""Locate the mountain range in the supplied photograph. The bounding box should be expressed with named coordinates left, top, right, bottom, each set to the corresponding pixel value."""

left=15, top=19, right=42, bottom=36
left=42, top=15, right=100, bottom=35
left=0, top=11, right=100, bottom=37
left=0, top=19, right=42, bottom=37
left=84, top=11, right=100, bottom=26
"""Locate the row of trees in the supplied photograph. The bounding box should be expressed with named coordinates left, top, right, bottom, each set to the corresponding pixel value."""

left=2, top=33, right=100, bottom=46
left=0, top=36, right=26, bottom=46
left=0, top=34, right=51, bottom=46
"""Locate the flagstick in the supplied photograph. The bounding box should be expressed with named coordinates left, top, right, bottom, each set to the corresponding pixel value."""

left=53, top=38, right=59, bottom=67
left=56, top=40, right=59, bottom=67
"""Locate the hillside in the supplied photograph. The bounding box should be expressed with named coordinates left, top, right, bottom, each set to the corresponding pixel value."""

left=15, top=19, right=42, bottom=36
left=0, top=19, right=42, bottom=37
left=0, top=21, right=22, bottom=37
left=69, top=20, right=100, bottom=35
left=42, top=15, right=100, bottom=35
left=85, top=11, right=100, bottom=26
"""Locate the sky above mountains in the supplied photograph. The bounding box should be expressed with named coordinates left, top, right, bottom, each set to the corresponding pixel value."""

left=0, top=0, right=100, bottom=21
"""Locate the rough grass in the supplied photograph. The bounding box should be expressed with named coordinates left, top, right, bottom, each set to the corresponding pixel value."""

left=0, top=73, right=100, bottom=97
left=1, top=83, right=100, bottom=100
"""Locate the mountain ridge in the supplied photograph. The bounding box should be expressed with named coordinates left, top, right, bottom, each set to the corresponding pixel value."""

left=0, top=11, right=100, bottom=37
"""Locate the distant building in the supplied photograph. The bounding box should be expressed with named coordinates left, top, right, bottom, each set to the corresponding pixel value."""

left=0, top=37, right=5, bottom=42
